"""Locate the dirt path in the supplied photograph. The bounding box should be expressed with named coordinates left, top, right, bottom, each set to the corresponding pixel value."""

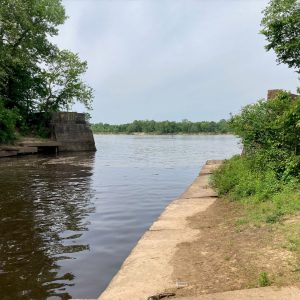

left=170, top=197, right=300, bottom=298
left=179, top=286, right=300, bottom=299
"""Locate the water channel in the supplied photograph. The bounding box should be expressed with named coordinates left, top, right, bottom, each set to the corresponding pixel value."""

left=0, top=135, right=241, bottom=299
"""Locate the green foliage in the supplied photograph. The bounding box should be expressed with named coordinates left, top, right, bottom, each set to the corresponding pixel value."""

left=0, top=99, right=20, bottom=143
left=213, top=155, right=300, bottom=224
left=261, top=0, right=300, bottom=74
left=84, top=112, right=92, bottom=123
left=282, top=223, right=300, bottom=253
left=212, top=156, right=284, bottom=202
left=91, top=119, right=230, bottom=135
left=258, top=272, right=271, bottom=287
left=0, top=0, right=94, bottom=138
left=39, top=50, right=94, bottom=112
left=212, top=92, right=300, bottom=225
left=0, top=0, right=67, bottom=110
left=229, top=91, right=300, bottom=179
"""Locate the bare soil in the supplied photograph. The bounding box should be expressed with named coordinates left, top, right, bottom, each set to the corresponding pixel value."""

left=170, top=199, right=300, bottom=298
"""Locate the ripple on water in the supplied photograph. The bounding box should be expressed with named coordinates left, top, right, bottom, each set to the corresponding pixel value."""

left=0, top=135, right=241, bottom=299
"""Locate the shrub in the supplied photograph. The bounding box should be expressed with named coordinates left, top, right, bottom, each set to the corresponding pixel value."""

left=212, top=92, right=300, bottom=224
left=0, top=99, right=20, bottom=143
left=229, top=92, right=300, bottom=179
left=212, top=155, right=282, bottom=202
left=258, top=272, right=270, bottom=287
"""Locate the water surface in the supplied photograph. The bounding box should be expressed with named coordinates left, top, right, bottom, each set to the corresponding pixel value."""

left=0, top=135, right=240, bottom=299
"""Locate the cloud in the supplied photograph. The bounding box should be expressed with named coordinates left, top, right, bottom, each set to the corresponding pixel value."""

left=53, top=0, right=299, bottom=123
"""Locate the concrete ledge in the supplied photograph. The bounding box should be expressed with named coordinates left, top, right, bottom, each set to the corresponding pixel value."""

left=98, top=161, right=221, bottom=300
left=199, top=162, right=223, bottom=175
left=16, top=146, right=38, bottom=154
left=0, top=146, right=38, bottom=157
left=0, top=150, right=18, bottom=157
left=18, top=141, right=61, bottom=147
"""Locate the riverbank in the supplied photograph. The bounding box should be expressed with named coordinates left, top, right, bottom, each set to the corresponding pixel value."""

left=97, top=160, right=221, bottom=300
left=92, top=132, right=232, bottom=136
left=96, top=160, right=300, bottom=300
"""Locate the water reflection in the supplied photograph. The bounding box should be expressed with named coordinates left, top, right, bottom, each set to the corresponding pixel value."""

left=0, top=153, right=95, bottom=300
left=0, top=135, right=241, bottom=299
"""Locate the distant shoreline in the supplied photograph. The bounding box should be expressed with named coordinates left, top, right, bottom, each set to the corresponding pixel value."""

left=92, top=132, right=233, bottom=136
left=91, top=120, right=230, bottom=136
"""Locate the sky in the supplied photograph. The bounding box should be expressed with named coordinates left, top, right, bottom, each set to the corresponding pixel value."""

left=53, top=0, right=299, bottom=124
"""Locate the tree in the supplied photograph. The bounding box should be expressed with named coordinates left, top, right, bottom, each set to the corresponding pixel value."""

left=38, top=50, right=93, bottom=112
left=0, top=98, right=20, bottom=143
left=261, top=0, right=300, bottom=73
left=0, top=0, right=67, bottom=103
left=0, top=0, right=93, bottom=118
left=230, top=91, right=300, bottom=177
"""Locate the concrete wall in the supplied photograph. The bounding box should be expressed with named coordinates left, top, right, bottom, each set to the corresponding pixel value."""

left=50, top=112, right=96, bottom=152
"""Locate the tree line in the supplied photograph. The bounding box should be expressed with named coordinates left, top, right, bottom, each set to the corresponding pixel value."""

left=91, top=119, right=230, bottom=134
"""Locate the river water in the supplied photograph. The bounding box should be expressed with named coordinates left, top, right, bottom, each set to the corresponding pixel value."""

left=0, top=135, right=240, bottom=300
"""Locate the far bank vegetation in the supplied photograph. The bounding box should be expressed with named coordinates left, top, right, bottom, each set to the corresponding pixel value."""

left=91, top=119, right=229, bottom=135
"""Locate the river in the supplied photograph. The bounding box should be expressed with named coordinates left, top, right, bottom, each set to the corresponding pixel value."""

left=0, top=134, right=240, bottom=299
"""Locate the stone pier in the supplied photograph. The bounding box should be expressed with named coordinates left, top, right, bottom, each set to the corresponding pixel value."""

left=50, top=112, right=96, bottom=152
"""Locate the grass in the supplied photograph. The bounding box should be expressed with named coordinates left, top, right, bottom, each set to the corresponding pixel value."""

left=211, top=155, right=300, bottom=226
left=211, top=154, right=300, bottom=283
left=281, top=223, right=300, bottom=254
left=258, top=272, right=271, bottom=287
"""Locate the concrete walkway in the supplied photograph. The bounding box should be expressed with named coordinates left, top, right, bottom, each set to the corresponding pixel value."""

left=98, top=160, right=222, bottom=300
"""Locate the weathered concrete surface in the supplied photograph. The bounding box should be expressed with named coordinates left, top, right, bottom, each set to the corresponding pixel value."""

left=16, top=146, right=38, bottom=154
left=0, top=150, right=18, bottom=157
left=199, top=160, right=223, bottom=175
left=179, top=286, right=300, bottom=299
left=19, top=140, right=61, bottom=148
left=98, top=161, right=219, bottom=300
left=180, top=160, right=222, bottom=199
left=50, top=112, right=96, bottom=152
left=0, top=141, right=41, bottom=157
left=0, top=111, right=96, bottom=158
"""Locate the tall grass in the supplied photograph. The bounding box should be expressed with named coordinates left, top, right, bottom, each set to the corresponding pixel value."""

left=212, top=155, right=300, bottom=224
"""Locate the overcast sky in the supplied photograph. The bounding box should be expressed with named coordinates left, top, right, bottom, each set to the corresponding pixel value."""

left=54, top=0, right=299, bottom=124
